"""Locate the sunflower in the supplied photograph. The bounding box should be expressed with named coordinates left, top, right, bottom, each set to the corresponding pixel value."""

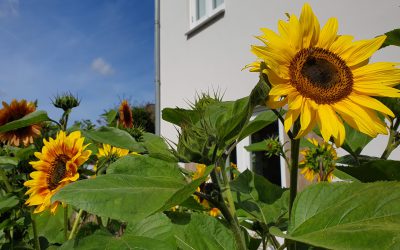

left=24, top=131, right=91, bottom=213
left=0, top=99, right=41, bottom=146
left=209, top=207, right=221, bottom=217
left=299, top=138, right=337, bottom=182
left=94, top=143, right=136, bottom=172
left=249, top=3, right=400, bottom=145
left=118, top=100, right=133, bottom=128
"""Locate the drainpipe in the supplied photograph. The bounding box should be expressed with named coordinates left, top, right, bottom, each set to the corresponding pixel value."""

left=155, top=0, right=161, bottom=135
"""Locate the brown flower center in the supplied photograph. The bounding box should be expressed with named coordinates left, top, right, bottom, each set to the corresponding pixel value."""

left=289, top=47, right=353, bottom=104
left=47, top=154, right=69, bottom=190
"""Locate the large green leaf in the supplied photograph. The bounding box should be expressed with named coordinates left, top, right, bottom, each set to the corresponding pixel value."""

left=82, top=126, right=145, bottom=152
left=230, top=170, right=288, bottom=225
left=159, top=165, right=213, bottom=211
left=141, top=133, right=177, bottom=162
left=162, top=108, right=201, bottom=127
left=107, top=155, right=184, bottom=181
left=381, top=28, right=400, bottom=48
left=239, top=110, right=278, bottom=141
left=171, top=213, right=237, bottom=250
left=341, top=123, right=372, bottom=156
left=271, top=181, right=400, bottom=249
left=126, top=213, right=176, bottom=248
left=60, top=230, right=173, bottom=250
left=336, top=159, right=400, bottom=182
left=33, top=205, right=72, bottom=244
left=0, top=110, right=50, bottom=133
left=52, top=175, right=185, bottom=222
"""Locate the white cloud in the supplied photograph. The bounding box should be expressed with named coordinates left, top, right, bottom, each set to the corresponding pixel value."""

left=0, top=0, right=19, bottom=18
left=91, top=57, right=114, bottom=76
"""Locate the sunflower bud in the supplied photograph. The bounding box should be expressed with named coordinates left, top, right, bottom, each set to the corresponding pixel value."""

left=52, top=93, right=80, bottom=111
left=265, top=136, right=283, bottom=157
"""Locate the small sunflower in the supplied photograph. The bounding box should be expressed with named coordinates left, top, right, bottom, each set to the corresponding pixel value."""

left=299, top=138, right=337, bottom=182
left=209, top=207, right=221, bottom=217
left=94, top=144, right=134, bottom=172
left=24, top=131, right=91, bottom=213
left=249, top=3, right=400, bottom=145
left=0, top=99, right=41, bottom=146
left=192, top=163, right=207, bottom=180
left=118, top=100, right=133, bottom=128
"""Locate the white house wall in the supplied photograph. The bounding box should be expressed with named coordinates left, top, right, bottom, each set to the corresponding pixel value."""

left=160, top=0, right=400, bottom=160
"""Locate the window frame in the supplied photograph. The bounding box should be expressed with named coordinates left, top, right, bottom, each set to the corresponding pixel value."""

left=188, top=0, right=225, bottom=31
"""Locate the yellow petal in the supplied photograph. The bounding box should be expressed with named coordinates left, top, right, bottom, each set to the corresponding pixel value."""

left=341, top=36, right=386, bottom=67
left=269, top=84, right=296, bottom=96
left=317, top=17, right=338, bottom=48
left=348, top=94, right=395, bottom=117
left=284, top=108, right=301, bottom=132
left=299, top=3, right=320, bottom=47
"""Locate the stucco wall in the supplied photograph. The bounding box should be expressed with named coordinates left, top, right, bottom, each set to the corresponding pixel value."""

left=160, top=0, right=400, bottom=160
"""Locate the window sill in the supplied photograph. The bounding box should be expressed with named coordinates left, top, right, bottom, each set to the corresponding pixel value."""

left=185, top=8, right=225, bottom=38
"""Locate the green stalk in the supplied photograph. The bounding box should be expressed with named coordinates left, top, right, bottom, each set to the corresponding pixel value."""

left=288, top=121, right=301, bottom=250
left=218, top=160, right=247, bottom=250
left=288, top=121, right=301, bottom=217
left=64, top=206, right=69, bottom=241
left=31, top=211, right=41, bottom=250
left=0, top=169, right=13, bottom=193
left=381, top=119, right=400, bottom=159
left=68, top=209, right=84, bottom=240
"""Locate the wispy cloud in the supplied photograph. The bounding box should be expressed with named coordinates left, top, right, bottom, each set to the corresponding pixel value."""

left=91, top=57, right=114, bottom=76
left=0, top=0, right=19, bottom=18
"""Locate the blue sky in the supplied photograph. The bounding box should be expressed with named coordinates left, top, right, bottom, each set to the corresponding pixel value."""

left=0, top=0, right=154, bottom=124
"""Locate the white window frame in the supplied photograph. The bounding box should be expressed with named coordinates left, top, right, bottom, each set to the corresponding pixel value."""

left=188, top=0, right=225, bottom=31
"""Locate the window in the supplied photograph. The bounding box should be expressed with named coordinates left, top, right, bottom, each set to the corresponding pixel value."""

left=189, top=0, right=225, bottom=31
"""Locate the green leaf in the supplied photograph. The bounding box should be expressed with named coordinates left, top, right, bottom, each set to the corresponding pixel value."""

left=271, top=181, right=400, bottom=249
left=33, top=205, right=72, bottom=244
left=381, top=28, right=400, bottom=48
left=141, top=133, right=177, bottom=162
left=162, top=108, right=201, bottom=127
left=126, top=213, right=176, bottom=248
left=245, top=140, right=267, bottom=152
left=0, top=156, right=19, bottom=170
left=171, top=213, right=237, bottom=250
left=336, top=159, right=400, bottom=182
left=82, top=126, right=144, bottom=153
left=0, top=194, right=19, bottom=214
left=60, top=230, right=173, bottom=250
left=107, top=155, right=185, bottom=181
left=0, top=110, right=50, bottom=133
left=341, top=123, right=372, bottom=155
left=53, top=175, right=185, bottom=222
left=159, top=165, right=213, bottom=211
left=230, top=170, right=288, bottom=225
left=239, top=110, right=278, bottom=141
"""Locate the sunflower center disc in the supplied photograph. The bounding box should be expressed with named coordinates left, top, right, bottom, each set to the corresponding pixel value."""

left=48, top=154, right=68, bottom=190
left=289, top=47, right=353, bottom=104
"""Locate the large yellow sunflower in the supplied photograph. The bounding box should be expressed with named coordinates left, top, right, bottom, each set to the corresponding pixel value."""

left=0, top=99, right=41, bottom=146
left=249, top=3, right=400, bottom=145
left=24, top=131, right=91, bottom=213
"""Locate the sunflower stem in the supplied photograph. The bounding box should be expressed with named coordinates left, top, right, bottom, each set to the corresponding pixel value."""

left=288, top=121, right=301, bottom=217
left=0, top=169, right=13, bottom=193
left=63, top=206, right=69, bottom=241
left=31, top=211, right=41, bottom=250
left=68, top=209, right=84, bottom=240
left=287, top=121, right=301, bottom=250
left=381, top=127, right=399, bottom=160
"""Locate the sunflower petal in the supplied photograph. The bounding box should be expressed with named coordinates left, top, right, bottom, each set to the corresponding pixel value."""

left=348, top=94, right=395, bottom=117
left=317, top=17, right=338, bottom=48
left=341, top=36, right=386, bottom=67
